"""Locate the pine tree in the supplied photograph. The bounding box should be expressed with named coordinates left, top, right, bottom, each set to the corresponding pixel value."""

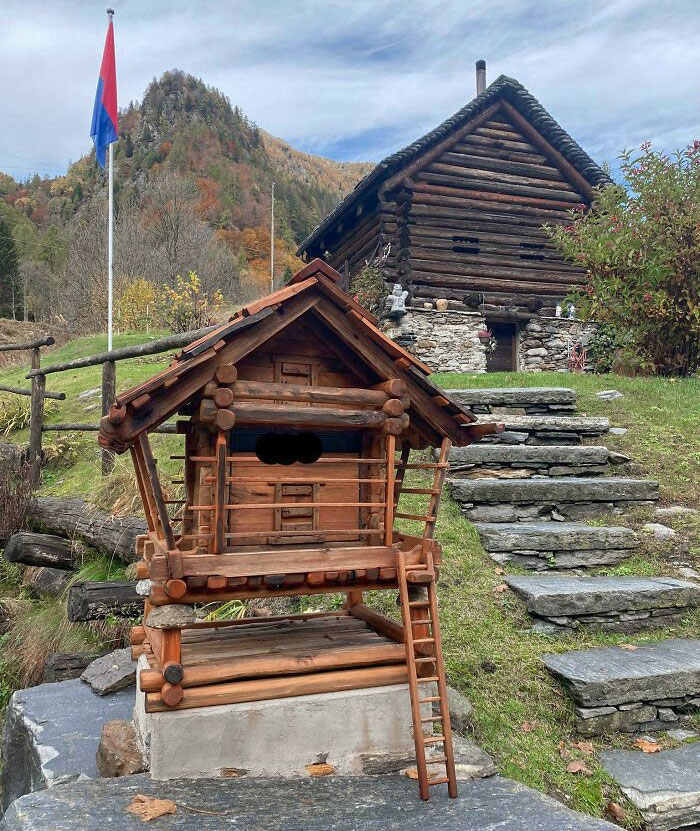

left=0, top=215, right=20, bottom=318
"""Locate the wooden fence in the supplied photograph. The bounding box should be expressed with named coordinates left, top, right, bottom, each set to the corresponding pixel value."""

left=1, top=324, right=219, bottom=481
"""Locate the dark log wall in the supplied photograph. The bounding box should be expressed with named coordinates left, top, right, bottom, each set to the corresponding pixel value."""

left=403, top=111, right=587, bottom=303
left=312, top=107, right=589, bottom=308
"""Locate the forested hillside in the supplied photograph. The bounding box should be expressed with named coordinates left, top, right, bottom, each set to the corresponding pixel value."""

left=0, top=70, right=371, bottom=330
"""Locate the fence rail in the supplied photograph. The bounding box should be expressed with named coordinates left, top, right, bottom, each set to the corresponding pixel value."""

left=2, top=323, right=217, bottom=479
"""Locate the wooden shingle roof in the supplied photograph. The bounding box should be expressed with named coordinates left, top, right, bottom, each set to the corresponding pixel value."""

left=99, top=260, right=491, bottom=453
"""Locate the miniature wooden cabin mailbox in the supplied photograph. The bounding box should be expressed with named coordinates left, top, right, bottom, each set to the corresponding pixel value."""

left=99, top=259, right=498, bottom=799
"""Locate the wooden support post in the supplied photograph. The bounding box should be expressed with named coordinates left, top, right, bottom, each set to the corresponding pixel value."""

left=29, top=368, right=45, bottom=484
left=138, top=433, right=176, bottom=550
left=214, top=430, right=227, bottom=554
left=384, top=434, right=396, bottom=545
left=101, top=360, right=116, bottom=475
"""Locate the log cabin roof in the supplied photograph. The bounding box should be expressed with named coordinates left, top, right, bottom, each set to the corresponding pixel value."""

left=298, top=74, right=612, bottom=257
left=98, top=259, right=484, bottom=453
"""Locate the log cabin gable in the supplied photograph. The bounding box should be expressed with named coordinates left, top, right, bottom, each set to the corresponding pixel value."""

left=298, top=75, right=611, bottom=288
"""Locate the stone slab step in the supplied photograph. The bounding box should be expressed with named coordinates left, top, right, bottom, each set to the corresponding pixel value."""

left=451, top=477, right=659, bottom=523
left=475, top=414, right=609, bottom=446
left=449, top=445, right=612, bottom=478
left=475, top=521, right=637, bottom=570
left=600, top=743, right=700, bottom=831
left=542, top=639, right=700, bottom=736
left=506, top=576, right=700, bottom=633
left=447, top=387, right=576, bottom=415
left=1, top=678, right=134, bottom=812
left=1, top=774, right=620, bottom=831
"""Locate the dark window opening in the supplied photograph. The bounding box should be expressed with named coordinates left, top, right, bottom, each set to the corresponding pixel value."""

left=452, top=235, right=479, bottom=255
left=519, top=242, right=545, bottom=261
left=255, top=432, right=323, bottom=466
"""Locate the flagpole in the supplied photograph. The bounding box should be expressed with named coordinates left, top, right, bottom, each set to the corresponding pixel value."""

left=107, top=140, right=114, bottom=351
left=106, top=7, right=115, bottom=352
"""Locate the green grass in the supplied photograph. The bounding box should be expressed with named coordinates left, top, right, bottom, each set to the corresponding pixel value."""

left=1, top=340, right=699, bottom=825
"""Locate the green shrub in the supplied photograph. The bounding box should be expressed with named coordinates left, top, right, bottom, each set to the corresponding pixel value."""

left=350, top=263, right=386, bottom=316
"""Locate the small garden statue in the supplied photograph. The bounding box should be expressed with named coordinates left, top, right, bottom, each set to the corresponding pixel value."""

left=385, top=284, right=409, bottom=320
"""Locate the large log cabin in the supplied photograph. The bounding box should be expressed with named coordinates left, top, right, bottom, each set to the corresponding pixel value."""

left=98, top=259, right=501, bottom=799
left=298, top=63, right=610, bottom=371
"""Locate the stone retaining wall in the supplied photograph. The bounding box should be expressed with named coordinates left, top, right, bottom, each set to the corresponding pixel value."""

left=382, top=307, right=597, bottom=373
left=383, top=308, right=487, bottom=373
left=519, top=317, right=597, bottom=372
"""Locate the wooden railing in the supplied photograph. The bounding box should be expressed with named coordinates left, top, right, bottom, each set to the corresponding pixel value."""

left=0, top=324, right=219, bottom=479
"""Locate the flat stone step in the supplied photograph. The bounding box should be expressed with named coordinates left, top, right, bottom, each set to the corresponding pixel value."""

left=506, top=576, right=700, bottom=633
left=600, top=743, right=700, bottom=831
left=475, top=521, right=637, bottom=570
left=542, top=639, right=700, bottom=736
left=447, top=387, right=576, bottom=415
left=451, top=477, right=659, bottom=523
left=1, top=774, right=620, bottom=831
left=475, top=414, right=609, bottom=446
left=449, top=445, right=612, bottom=478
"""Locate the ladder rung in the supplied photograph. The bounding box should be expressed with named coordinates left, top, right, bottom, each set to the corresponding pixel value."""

left=413, top=637, right=435, bottom=644
left=417, top=676, right=440, bottom=683
left=408, top=601, right=429, bottom=607
left=415, top=657, right=436, bottom=664
left=427, top=756, right=448, bottom=765
left=421, top=715, right=442, bottom=723
left=428, top=776, right=449, bottom=785
left=401, top=488, right=440, bottom=495
left=419, top=696, right=441, bottom=703
left=411, top=618, right=432, bottom=625
left=423, top=735, right=445, bottom=744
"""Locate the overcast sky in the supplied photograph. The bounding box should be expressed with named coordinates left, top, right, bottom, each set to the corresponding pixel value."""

left=1, top=0, right=699, bottom=180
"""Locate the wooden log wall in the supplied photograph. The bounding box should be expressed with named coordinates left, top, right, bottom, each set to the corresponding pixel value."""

left=400, top=112, right=587, bottom=300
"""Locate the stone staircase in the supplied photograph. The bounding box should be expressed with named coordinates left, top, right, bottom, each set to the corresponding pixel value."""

left=451, top=386, right=700, bottom=829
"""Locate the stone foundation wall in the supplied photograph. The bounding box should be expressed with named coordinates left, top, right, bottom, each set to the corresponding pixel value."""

left=519, top=317, right=597, bottom=372
left=382, top=308, right=487, bottom=373
left=382, top=307, right=596, bottom=374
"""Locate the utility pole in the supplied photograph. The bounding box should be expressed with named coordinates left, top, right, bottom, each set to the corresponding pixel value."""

left=270, top=182, right=275, bottom=294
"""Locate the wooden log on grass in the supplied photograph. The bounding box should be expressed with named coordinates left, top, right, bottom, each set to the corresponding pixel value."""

left=28, top=497, right=147, bottom=563
left=4, top=531, right=76, bottom=569
left=67, top=580, right=143, bottom=622
left=22, top=565, right=72, bottom=597
left=42, top=650, right=109, bottom=683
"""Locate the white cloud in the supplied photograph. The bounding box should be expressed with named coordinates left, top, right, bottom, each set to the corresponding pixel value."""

left=0, top=0, right=699, bottom=177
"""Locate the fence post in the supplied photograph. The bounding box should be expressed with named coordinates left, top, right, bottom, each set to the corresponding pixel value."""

left=101, top=359, right=116, bottom=475
left=29, top=346, right=44, bottom=483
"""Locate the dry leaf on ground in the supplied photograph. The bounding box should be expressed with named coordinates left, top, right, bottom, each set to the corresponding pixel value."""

left=606, top=801, right=627, bottom=821
left=405, top=767, right=419, bottom=779
left=126, top=794, right=177, bottom=822
left=558, top=741, right=571, bottom=759
left=494, top=567, right=505, bottom=575
left=493, top=583, right=508, bottom=593
left=566, top=761, right=592, bottom=775
left=635, top=739, right=661, bottom=753
left=570, top=741, right=594, bottom=754
left=305, top=763, right=335, bottom=777
left=520, top=721, right=538, bottom=732
left=619, top=644, right=638, bottom=651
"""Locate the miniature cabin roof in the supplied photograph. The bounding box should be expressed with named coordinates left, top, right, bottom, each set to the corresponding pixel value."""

left=98, top=259, right=481, bottom=453
left=297, top=74, right=612, bottom=257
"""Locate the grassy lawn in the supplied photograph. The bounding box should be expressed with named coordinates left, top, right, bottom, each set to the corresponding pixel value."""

left=1, top=338, right=699, bottom=826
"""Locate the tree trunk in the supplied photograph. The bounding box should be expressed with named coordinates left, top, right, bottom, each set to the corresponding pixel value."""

left=67, top=581, right=143, bottom=622
left=28, top=497, right=147, bottom=563
left=4, top=532, right=76, bottom=569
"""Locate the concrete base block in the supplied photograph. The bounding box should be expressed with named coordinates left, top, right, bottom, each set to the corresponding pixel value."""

left=135, top=658, right=425, bottom=780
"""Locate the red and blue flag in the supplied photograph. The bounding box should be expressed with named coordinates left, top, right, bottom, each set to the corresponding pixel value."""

left=90, top=17, right=118, bottom=168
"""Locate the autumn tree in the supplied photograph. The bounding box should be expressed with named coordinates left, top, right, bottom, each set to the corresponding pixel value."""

left=549, top=141, right=700, bottom=376
left=0, top=214, right=20, bottom=318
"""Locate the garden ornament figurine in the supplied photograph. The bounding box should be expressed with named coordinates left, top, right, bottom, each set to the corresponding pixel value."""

left=385, top=284, right=409, bottom=320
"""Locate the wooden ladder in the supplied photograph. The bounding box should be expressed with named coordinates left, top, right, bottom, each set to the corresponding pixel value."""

left=396, top=437, right=457, bottom=800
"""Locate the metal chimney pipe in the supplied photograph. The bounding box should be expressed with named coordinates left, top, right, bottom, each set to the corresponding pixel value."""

left=476, top=59, right=486, bottom=95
